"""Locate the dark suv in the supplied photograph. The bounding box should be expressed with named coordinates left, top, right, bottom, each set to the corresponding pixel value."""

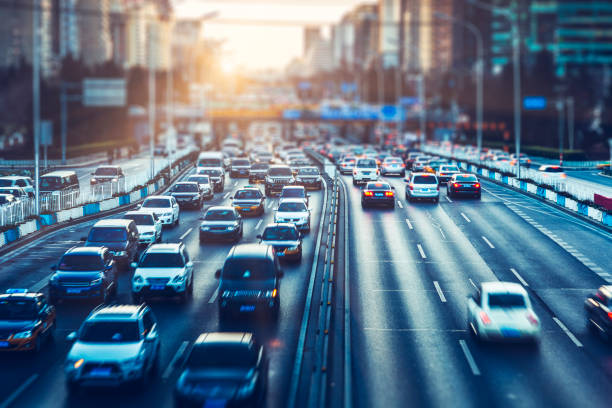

left=49, top=247, right=118, bottom=304
left=265, top=165, right=295, bottom=196
left=82, top=219, right=139, bottom=268
left=215, top=244, right=283, bottom=321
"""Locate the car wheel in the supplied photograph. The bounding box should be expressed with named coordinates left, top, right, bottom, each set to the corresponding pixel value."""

left=361, top=201, right=366, bottom=209
left=434, top=197, right=439, bottom=203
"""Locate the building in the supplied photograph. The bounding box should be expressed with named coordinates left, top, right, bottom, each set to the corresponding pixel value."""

left=172, top=19, right=203, bottom=80
left=348, top=4, right=379, bottom=70
left=332, top=16, right=355, bottom=69
left=77, top=0, right=112, bottom=67
left=379, top=0, right=400, bottom=68
left=304, top=37, right=333, bottom=76
left=303, top=26, right=322, bottom=58
left=110, top=0, right=128, bottom=68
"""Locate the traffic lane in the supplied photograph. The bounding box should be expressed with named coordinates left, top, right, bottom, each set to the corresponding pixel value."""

left=566, top=170, right=612, bottom=188
left=4, top=180, right=326, bottom=408
left=344, top=177, right=485, bottom=408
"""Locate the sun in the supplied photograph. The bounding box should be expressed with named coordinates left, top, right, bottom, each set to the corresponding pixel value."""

left=221, top=60, right=235, bottom=74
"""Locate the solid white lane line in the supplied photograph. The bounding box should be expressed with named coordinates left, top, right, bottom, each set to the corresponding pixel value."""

left=255, top=219, right=263, bottom=230
left=162, top=341, right=190, bottom=380
left=0, top=374, right=38, bottom=408
left=510, top=268, right=529, bottom=286
left=267, top=200, right=274, bottom=209
left=179, top=227, right=193, bottom=240
left=233, top=181, right=238, bottom=186
left=223, top=192, right=230, bottom=199
left=459, top=340, right=481, bottom=376
left=433, top=281, right=447, bottom=302
left=444, top=195, right=452, bottom=202
left=460, top=212, right=471, bottom=223
left=553, top=317, right=583, bottom=347
left=208, top=287, right=219, bottom=304
left=397, top=200, right=403, bottom=208
left=417, top=244, right=427, bottom=259
left=481, top=236, right=495, bottom=249
left=405, top=219, right=413, bottom=229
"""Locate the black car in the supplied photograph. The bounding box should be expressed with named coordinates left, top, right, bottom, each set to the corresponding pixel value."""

left=196, top=168, right=225, bottom=192
left=265, top=165, right=295, bottom=196
left=361, top=182, right=395, bottom=208
left=231, top=187, right=265, bottom=217
left=169, top=182, right=203, bottom=209
left=295, top=166, right=322, bottom=190
left=215, top=244, right=283, bottom=321
left=230, top=158, right=251, bottom=178
left=249, top=163, right=270, bottom=184
left=446, top=174, right=481, bottom=199
left=199, top=206, right=243, bottom=243
left=174, top=332, right=268, bottom=407
left=82, top=219, right=139, bottom=268
left=585, top=285, right=612, bottom=342
left=49, top=247, right=118, bottom=304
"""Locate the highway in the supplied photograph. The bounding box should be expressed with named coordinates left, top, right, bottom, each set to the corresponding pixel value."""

left=0, top=168, right=328, bottom=408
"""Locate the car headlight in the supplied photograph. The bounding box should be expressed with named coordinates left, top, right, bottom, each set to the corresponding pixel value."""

left=133, top=275, right=144, bottom=284
left=201, top=225, right=210, bottom=231
left=191, top=195, right=199, bottom=201
left=113, top=251, right=127, bottom=257
left=172, top=274, right=185, bottom=283
left=90, top=277, right=103, bottom=286
left=13, top=330, right=33, bottom=339
left=66, top=358, right=84, bottom=370
left=112, top=178, right=118, bottom=182
left=91, top=178, right=96, bottom=183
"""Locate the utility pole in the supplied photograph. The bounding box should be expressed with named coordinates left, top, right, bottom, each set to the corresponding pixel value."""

left=557, top=98, right=565, bottom=166
left=566, top=97, right=574, bottom=151
left=33, top=0, right=41, bottom=215
left=148, top=22, right=156, bottom=179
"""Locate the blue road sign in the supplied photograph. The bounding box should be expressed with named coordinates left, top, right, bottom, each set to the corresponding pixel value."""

left=523, top=96, right=547, bottom=110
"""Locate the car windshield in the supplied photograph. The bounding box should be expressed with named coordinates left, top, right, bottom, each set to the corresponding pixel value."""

left=268, top=167, right=292, bottom=177
left=455, top=175, right=478, bottom=182
left=0, top=180, right=13, bottom=187
left=79, top=321, right=140, bottom=343
left=413, top=175, right=437, bottom=184
left=198, top=159, right=222, bottom=167
left=172, top=184, right=199, bottom=193
left=298, top=168, right=319, bottom=175
left=198, top=169, right=221, bottom=177
left=441, top=166, right=459, bottom=172
left=357, top=160, right=376, bottom=168
left=251, top=163, right=269, bottom=170
left=187, top=344, right=257, bottom=368
left=139, top=252, right=184, bottom=268
left=59, top=255, right=104, bottom=271
left=204, top=209, right=236, bottom=221
left=262, top=226, right=299, bottom=241
left=94, top=167, right=118, bottom=176
left=87, top=228, right=127, bottom=243
left=40, top=176, right=62, bottom=189
left=235, top=190, right=262, bottom=199
left=142, top=198, right=171, bottom=208
left=124, top=214, right=153, bottom=225
left=188, top=176, right=210, bottom=184
left=384, top=159, right=402, bottom=164
left=278, top=202, right=307, bottom=212
left=281, top=189, right=304, bottom=198
left=488, top=293, right=526, bottom=308
left=0, top=299, right=37, bottom=320
left=232, top=159, right=250, bottom=166
left=222, top=259, right=273, bottom=280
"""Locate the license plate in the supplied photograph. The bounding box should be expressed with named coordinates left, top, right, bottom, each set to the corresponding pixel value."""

left=375, top=193, right=383, bottom=197
left=420, top=188, right=428, bottom=192
left=242, top=208, right=250, bottom=211
left=204, top=400, right=227, bottom=408
left=67, top=288, right=82, bottom=294
left=363, top=172, right=370, bottom=175
left=89, top=367, right=112, bottom=377
left=0, top=341, right=9, bottom=348
left=463, top=184, right=472, bottom=187
left=150, top=285, right=165, bottom=291
left=277, top=252, right=285, bottom=256
left=501, top=328, right=520, bottom=338
left=240, top=305, right=255, bottom=312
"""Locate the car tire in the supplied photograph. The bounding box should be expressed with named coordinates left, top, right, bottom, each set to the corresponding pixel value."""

left=175, top=216, right=180, bottom=226
left=434, top=197, right=439, bottom=203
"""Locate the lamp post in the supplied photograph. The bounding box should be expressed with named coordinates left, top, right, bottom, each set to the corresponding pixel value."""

left=148, top=21, right=156, bottom=179
left=434, top=11, right=483, bottom=163
left=32, top=0, right=41, bottom=215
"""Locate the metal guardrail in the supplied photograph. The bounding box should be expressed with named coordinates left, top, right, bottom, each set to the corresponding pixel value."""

left=0, top=199, right=36, bottom=227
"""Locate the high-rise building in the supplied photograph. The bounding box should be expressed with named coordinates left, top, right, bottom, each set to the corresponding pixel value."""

left=77, top=0, right=112, bottom=67
left=379, top=0, right=400, bottom=68
left=303, top=26, right=322, bottom=58
left=110, top=0, right=128, bottom=68
left=348, top=4, right=379, bottom=69
left=332, top=16, right=355, bottom=69
left=58, top=0, right=79, bottom=59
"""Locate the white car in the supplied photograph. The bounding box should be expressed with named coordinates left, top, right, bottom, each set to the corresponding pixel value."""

left=64, top=304, right=160, bottom=390
left=139, top=195, right=180, bottom=226
left=538, top=165, right=566, bottom=180
left=0, top=176, right=34, bottom=196
left=436, top=164, right=461, bottom=183
left=131, top=243, right=194, bottom=303
left=380, top=157, right=406, bottom=177
left=352, top=158, right=379, bottom=185
left=467, top=282, right=541, bottom=343
left=123, top=211, right=162, bottom=244
left=405, top=173, right=439, bottom=203
left=186, top=175, right=214, bottom=200
left=274, top=198, right=310, bottom=232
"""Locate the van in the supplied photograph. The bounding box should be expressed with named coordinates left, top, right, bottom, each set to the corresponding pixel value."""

left=196, top=152, right=225, bottom=174
left=40, top=171, right=80, bottom=196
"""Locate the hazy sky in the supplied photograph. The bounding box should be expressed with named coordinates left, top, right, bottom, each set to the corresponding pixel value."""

left=174, top=0, right=375, bottom=72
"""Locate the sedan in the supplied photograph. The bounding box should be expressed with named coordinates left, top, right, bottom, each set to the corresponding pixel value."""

left=380, top=157, right=405, bottom=177
left=436, top=164, right=461, bottom=183
left=361, top=182, right=395, bottom=208
left=257, top=223, right=302, bottom=262
left=274, top=199, right=310, bottom=232
left=447, top=174, right=481, bottom=199
left=199, top=206, right=243, bottom=243
left=585, top=285, right=612, bottom=342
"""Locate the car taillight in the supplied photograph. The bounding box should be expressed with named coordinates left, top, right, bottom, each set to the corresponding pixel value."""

left=384, top=191, right=394, bottom=197
left=480, top=311, right=491, bottom=325
left=453, top=183, right=460, bottom=188
left=608, top=312, right=612, bottom=320
left=526, top=313, right=539, bottom=326
left=561, top=174, right=567, bottom=178
left=409, top=184, right=414, bottom=190
left=474, top=183, right=480, bottom=188
left=353, top=170, right=358, bottom=175
left=364, top=191, right=373, bottom=196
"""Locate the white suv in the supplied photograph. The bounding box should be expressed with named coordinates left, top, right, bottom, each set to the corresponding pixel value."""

left=352, top=158, right=379, bottom=185
left=123, top=211, right=162, bottom=244
left=131, top=243, right=194, bottom=303
left=406, top=173, right=440, bottom=203
left=64, top=304, right=160, bottom=390
left=139, top=195, right=180, bottom=226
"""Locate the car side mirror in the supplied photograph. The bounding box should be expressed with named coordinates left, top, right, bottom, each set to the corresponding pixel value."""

left=130, top=262, right=138, bottom=269
left=66, top=332, right=77, bottom=342
left=391, top=186, right=395, bottom=190
left=105, top=264, right=113, bottom=271
left=136, top=204, right=142, bottom=209
left=186, top=261, right=193, bottom=268
left=256, top=234, right=262, bottom=239
left=215, top=269, right=221, bottom=279
left=80, top=237, right=87, bottom=242
left=50, top=265, right=57, bottom=270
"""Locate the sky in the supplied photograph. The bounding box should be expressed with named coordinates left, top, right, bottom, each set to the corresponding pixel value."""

left=173, top=0, right=375, bottom=72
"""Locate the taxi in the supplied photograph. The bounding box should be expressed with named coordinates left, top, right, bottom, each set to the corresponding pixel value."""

left=0, top=289, right=56, bottom=352
left=231, top=186, right=265, bottom=217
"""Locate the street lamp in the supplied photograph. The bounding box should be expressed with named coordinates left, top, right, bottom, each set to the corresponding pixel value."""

left=32, top=0, right=41, bottom=215
left=468, top=0, right=522, bottom=178
left=434, top=11, right=483, bottom=163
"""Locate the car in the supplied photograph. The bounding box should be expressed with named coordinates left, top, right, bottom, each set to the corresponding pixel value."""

left=436, top=164, right=461, bottom=183
left=338, top=158, right=356, bottom=175
left=249, top=162, right=270, bottom=183
left=405, top=152, right=421, bottom=170
left=39, top=170, right=80, bottom=197
left=231, top=186, right=265, bottom=217
left=64, top=304, right=161, bottom=390
left=154, top=144, right=168, bottom=157
left=296, top=166, right=322, bottom=190
left=82, top=219, right=139, bottom=267
left=196, top=168, right=225, bottom=192
left=584, top=285, right=612, bottom=342
left=49, top=247, right=118, bottom=304
left=0, top=193, right=16, bottom=206
left=538, top=165, right=567, bottom=180
left=199, top=206, right=243, bottom=243
left=0, top=186, right=28, bottom=202
left=467, top=282, right=540, bottom=343
left=230, top=157, right=251, bottom=178
left=90, top=166, right=125, bottom=187
left=447, top=174, right=481, bottom=199
left=279, top=185, right=309, bottom=206
left=274, top=199, right=310, bottom=232
left=412, top=157, right=430, bottom=172
left=186, top=175, right=214, bottom=200
left=423, top=160, right=447, bottom=174
left=131, top=243, right=194, bottom=303
left=406, top=173, right=439, bottom=203
left=215, top=244, right=283, bottom=321
left=169, top=182, right=203, bottom=209
left=510, top=153, right=531, bottom=167
left=380, top=157, right=406, bottom=177
left=174, top=332, right=268, bottom=407
left=123, top=211, right=162, bottom=244
left=139, top=195, right=180, bottom=226
left=0, top=289, right=56, bottom=352
left=352, top=158, right=379, bottom=185
left=361, top=182, right=395, bottom=208
left=257, top=223, right=302, bottom=262
left=0, top=176, right=34, bottom=196
left=265, top=165, right=295, bottom=196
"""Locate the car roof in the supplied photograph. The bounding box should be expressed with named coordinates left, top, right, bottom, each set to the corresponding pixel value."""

left=366, top=182, right=391, bottom=189
left=0, top=176, right=30, bottom=180
left=411, top=172, right=436, bottom=177
left=282, top=185, right=305, bottom=190
left=145, top=243, right=182, bottom=253
left=145, top=195, right=172, bottom=200
left=65, top=246, right=106, bottom=256
left=194, top=332, right=254, bottom=346
left=481, top=282, right=527, bottom=296
left=175, top=181, right=199, bottom=186
left=92, top=219, right=133, bottom=228
left=89, top=304, right=145, bottom=320
left=278, top=198, right=307, bottom=204
left=95, top=166, right=120, bottom=170
left=206, top=205, right=235, bottom=212
left=263, top=222, right=298, bottom=230
left=269, top=165, right=291, bottom=169
left=227, top=243, right=273, bottom=259
left=124, top=210, right=155, bottom=216
left=41, top=171, right=76, bottom=177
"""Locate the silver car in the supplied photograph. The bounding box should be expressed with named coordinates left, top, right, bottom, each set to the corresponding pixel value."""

left=405, top=172, right=439, bottom=203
